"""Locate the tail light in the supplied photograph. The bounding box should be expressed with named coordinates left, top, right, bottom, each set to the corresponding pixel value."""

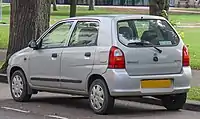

left=108, top=46, right=125, bottom=69
left=182, top=45, right=190, bottom=66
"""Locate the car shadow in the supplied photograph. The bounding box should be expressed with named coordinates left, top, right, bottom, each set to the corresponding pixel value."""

left=26, top=96, right=180, bottom=116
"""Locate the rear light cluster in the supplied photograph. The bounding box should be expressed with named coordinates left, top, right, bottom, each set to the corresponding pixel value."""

left=182, top=45, right=190, bottom=66
left=108, top=46, right=125, bottom=69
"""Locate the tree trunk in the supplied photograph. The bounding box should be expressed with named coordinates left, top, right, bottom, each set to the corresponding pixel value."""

left=70, top=0, right=77, bottom=17
left=52, top=0, right=58, bottom=11
left=132, top=0, right=135, bottom=5
left=149, top=0, right=169, bottom=20
left=120, top=0, right=126, bottom=5
left=88, top=0, right=95, bottom=10
left=0, top=0, right=51, bottom=73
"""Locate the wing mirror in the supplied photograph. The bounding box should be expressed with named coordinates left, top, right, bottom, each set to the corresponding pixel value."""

left=28, top=40, right=38, bottom=49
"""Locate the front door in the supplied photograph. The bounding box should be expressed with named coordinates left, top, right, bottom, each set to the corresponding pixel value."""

left=29, top=21, right=74, bottom=88
left=60, top=20, right=99, bottom=91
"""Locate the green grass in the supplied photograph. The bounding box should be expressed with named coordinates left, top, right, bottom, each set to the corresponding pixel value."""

left=1, top=6, right=200, bottom=24
left=170, top=14, right=200, bottom=24
left=176, top=27, right=200, bottom=69
left=0, top=26, right=9, bottom=49
left=188, top=87, right=200, bottom=101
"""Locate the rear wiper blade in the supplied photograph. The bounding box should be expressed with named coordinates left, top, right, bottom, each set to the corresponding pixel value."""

left=128, top=41, right=162, bottom=53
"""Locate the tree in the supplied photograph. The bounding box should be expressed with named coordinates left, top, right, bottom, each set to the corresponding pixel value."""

left=120, top=0, right=126, bottom=5
left=70, top=0, right=77, bottom=17
left=0, top=0, right=51, bottom=73
left=149, top=0, right=169, bottom=20
left=88, top=0, right=95, bottom=10
left=52, top=0, right=58, bottom=11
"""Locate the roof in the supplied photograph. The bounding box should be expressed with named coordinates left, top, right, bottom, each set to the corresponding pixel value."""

left=66, top=14, right=166, bottom=21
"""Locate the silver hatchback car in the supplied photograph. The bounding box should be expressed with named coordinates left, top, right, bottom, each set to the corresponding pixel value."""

left=7, top=15, right=192, bottom=114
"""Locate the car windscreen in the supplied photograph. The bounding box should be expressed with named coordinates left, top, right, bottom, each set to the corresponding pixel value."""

left=117, top=19, right=180, bottom=47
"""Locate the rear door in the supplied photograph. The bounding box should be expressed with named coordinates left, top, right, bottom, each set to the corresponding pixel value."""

left=60, top=20, right=99, bottom=90
left=117, top=19, right=182, bottom=76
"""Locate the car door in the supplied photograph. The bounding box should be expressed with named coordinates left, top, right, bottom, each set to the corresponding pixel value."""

left=60, top=20, right=99, bottom=91
left=29, top=21, right=74, bottom=88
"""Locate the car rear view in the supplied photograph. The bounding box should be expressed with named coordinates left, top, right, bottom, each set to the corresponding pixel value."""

left=102, top=16, right=192, bottom=113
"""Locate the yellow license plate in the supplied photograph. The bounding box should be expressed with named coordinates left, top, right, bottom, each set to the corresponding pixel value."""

left=141, top=79, right=172, bottom=88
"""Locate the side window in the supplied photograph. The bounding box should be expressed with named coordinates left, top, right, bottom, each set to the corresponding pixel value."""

left=41, top=21, right=73, bottom=48
left=68, top=21, right=99, bottom=47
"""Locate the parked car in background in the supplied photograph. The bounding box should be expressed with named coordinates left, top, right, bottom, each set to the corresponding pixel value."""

left=7, top=14, right=192, bottom=115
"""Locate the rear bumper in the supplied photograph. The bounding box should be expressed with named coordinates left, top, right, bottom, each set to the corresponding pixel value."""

left=102, top=67, right=192, bottom=97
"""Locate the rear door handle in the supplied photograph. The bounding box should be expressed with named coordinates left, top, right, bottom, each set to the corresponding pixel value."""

left=52, top=53, right=58, bottom=58
left=84, top=52, right=91, bottom=57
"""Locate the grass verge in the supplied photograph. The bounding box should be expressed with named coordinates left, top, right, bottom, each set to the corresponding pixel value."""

left=188, top=87, right=200, bottom=101
left=0, top=26, right=9, bottom=49
left=1, top=6, right=200, bottom=24
left=177, top=27, right=200, bottom=69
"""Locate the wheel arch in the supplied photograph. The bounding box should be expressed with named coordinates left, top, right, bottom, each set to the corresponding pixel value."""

left=10, top=66, right=24, bottom=80
left=9, top=66, right=32, bottom=94
left=87, top=74, right=110, bottom=94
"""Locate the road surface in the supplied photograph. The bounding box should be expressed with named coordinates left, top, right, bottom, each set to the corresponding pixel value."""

left=0, top=82, right=200, bottom=119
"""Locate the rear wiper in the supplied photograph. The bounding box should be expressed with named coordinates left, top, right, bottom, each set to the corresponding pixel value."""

left=128, top=41, right=162, bottom=53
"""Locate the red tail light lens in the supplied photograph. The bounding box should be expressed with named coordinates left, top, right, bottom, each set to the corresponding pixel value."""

left=108, top=46, right=125, bottom=69
left=182, top=45, right=190, bottom=66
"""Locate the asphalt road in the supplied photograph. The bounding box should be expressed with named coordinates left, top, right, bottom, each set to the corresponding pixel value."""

left=0, top=83, right=200, bottom=119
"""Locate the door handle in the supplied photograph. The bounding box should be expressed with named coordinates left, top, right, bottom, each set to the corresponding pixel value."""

left=52, top=53, right=58, bottom=58
left=84, top=52, right=91, bottom=57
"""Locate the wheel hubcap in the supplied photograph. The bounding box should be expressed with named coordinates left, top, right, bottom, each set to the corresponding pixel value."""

left=90, top=84, right=104, bottom=110
left=12, top=75, right=23, bottom=98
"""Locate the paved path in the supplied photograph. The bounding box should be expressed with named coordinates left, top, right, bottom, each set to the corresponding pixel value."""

left=191, top=70, right=200, bottom=87
left=53, top=5, right=200, bottom=14
left=0, top=83, right=200, bottom=119
left=0, top=50, right=6, bottom=61
left=2, top=3, right=200, bottom=13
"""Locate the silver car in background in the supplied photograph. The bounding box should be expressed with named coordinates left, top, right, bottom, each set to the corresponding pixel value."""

left=7, top=15, right=192, bottom=115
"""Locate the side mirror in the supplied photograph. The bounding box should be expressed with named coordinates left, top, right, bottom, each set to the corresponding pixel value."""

left=28, top=40, right=38, bottom=49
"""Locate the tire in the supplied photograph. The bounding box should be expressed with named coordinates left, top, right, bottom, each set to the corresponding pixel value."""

left=89, top=79, right=114, bottom=115
left=10, top=70, right=32, bottom=102
left=162, top=93, right=187, bottom=111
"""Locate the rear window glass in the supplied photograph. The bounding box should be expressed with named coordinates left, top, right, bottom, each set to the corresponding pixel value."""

left=117, top=19, right=179, bottom=46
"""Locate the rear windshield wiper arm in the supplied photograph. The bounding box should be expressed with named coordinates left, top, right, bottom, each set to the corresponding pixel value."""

left=128, top=41, right=162, bottom=53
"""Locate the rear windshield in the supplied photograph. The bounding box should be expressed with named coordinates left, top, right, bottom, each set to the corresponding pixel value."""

left=117, top=19, right=179, bottom=46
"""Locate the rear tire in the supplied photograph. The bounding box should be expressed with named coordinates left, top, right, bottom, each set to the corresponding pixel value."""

left=162, top=93, right=187, bottom=111
left=10, top=70, right=32, bottom=102
left=89, top=79, right=115, bottom=115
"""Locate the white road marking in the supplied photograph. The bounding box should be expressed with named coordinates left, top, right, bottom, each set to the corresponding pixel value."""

left=47, top=115, right=69, bottom=119
left=1, top=106, right=30, bottom=113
